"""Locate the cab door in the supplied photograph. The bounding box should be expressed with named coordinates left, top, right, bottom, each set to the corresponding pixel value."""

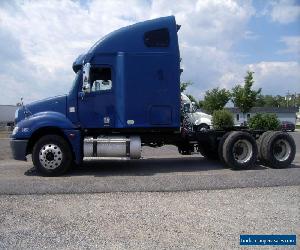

left=78, top=65, right=115, bottom=128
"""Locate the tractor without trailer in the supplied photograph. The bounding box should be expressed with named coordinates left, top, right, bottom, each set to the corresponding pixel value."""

left=10, top=16, right=296, bottom=176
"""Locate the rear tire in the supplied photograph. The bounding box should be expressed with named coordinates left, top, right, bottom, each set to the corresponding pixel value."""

left=223, top=131, right=258, bottom=169
left=261, top=131, right=296, bottom=168
left=32, top=134, right=73, bottom=176
left=218, top=132, right=231, bottom=164
left=257, top=131, right=273, bottom=163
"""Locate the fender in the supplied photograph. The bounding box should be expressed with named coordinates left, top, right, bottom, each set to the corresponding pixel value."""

left=12, top=111, right=78, bottom=139
left=12, top=111, right=82, bottom=164
left=194, top=117, right=212, bottom=127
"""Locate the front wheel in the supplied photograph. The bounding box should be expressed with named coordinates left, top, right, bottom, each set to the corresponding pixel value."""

left=32, top=134, right=73, bottom=176
left=196, top=124, right=210, bottom=132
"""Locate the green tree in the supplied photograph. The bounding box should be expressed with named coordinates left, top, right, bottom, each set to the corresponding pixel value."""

left=231, top=71, right=261, bottom=118
left=277, top=95, right=287, bottom=107
left=264, top=95, right=278, bottom=107
left=255, top=95, right=283, bottom=107
left=180, top=81, right=193, bottom=92
left=212, top=109, right=234, bottom=129
left=255, top=94, right=266, bottom=107
left=248, top=113, right=280, bottom=130
left=198, top=100, right=204, bottom=109
left=253, top=93, right=300, bottom=108
left=296, top=94, right=300, bottom=107
left=202, top=87, right=231, bottom=114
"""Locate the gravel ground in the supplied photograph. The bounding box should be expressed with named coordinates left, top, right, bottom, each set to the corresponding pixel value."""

left=1, top=132, right=299, bottom=249
left=0, top=138, right=12, bottom=161
left=0, top=186, right=299, bottom=249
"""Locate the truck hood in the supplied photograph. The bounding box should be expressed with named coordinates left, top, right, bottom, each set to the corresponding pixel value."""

left=187, top=111, right=212, bottom=126
left=192, top=111, right=212, bottom=121
left=25, top=95, right=67, bottom=117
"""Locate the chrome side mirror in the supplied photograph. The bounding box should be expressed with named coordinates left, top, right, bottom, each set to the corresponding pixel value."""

left=183, top=103, right=190, bottom=113
left=82, top=63, right=91, bottom=93
left=191, top=102, right=197, bottom=112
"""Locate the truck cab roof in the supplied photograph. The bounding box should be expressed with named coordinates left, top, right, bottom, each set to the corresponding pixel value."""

left=73, top=16, right=179, bottom=72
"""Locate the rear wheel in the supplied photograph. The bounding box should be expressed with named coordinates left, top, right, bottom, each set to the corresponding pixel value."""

left=32, top=134, right=73, bottom=176
left=222, top=131, right=258, bottom=169
left=261, top=131, right=296, bottom=168
left=257, top=131, right=273, bottom=163
left=218, top=132, right=231, bottom=164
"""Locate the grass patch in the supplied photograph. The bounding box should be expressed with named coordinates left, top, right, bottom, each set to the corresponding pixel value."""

left=296, top=125, right=300, bottom=130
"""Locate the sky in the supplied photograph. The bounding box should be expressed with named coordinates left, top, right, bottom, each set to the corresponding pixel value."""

left=0, top=0, right=299, bottom=105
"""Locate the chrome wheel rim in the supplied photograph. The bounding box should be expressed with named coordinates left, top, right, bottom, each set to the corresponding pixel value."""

left=273, top=139, right=291, bottom=162
left=39, top=144, right=62, bottom=169
left=233, top=139, right=253, bottom=164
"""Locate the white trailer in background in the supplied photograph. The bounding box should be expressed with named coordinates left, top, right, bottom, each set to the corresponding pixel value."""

left=0, top=105, right=18, bottom=129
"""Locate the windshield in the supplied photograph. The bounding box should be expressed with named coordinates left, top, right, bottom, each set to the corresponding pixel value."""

left=69, top=70, right=81, bottom=94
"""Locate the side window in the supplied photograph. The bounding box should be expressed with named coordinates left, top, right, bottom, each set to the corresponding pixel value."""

left=90, top=67, right=112, bottom=92
left=247, top=113, right=251, bottom=119
left=236, top=114, right=239, bottom=121
left=144, top=28, right=169, bottom=47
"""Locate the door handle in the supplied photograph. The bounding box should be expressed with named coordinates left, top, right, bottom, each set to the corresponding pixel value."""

left=78, top=92, right=85, bottom=100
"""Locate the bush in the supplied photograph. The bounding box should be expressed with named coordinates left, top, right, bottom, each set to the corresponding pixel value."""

left=248, top=113, right=280, bottom=130
left=212, top=109, right=234, bottom=129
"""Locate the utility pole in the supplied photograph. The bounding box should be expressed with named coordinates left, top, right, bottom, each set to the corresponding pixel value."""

left=286, top=91, right=290, bottom=107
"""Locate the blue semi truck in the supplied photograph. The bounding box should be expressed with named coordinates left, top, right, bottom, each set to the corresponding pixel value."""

left=10, top=16, right=296, bottom=176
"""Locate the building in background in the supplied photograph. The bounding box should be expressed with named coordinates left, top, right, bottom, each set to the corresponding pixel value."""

left=226, top=107, right=298, bottom=126
left=0, top=105, right=18, bottom=129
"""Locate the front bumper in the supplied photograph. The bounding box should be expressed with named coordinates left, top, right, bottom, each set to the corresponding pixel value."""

left=10, top=139, right=28, bottom=161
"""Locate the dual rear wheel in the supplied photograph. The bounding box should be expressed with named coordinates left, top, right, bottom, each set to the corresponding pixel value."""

left=258, top=131, right=295, bottom=168
left=217, top=131, right=295, bottom=169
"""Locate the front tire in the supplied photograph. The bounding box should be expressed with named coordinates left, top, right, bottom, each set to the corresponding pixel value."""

left=196, top=124, right=210, bottom=132
left=32, top=134, right=73, bottom=176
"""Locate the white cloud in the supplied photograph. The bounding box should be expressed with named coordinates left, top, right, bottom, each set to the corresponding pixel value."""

left=0, top=0, right=298, bottom=106
left=243, top=30, right=259, bottom=40
left=0, top=0, right=148, bottom=104
left=0, top=0, right=256, bottom=104
left=279, top=36, right=300, bottom=58
left=267, top=0, right=300, bottom=24
left=248, top=61, right=300, bottom=94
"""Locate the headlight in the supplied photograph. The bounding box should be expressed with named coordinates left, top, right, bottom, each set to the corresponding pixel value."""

left=12, top=126, right=19, bottom=135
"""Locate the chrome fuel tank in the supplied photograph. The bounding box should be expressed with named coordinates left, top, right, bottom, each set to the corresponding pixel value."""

left=83, top=135, right=141, bottom=159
